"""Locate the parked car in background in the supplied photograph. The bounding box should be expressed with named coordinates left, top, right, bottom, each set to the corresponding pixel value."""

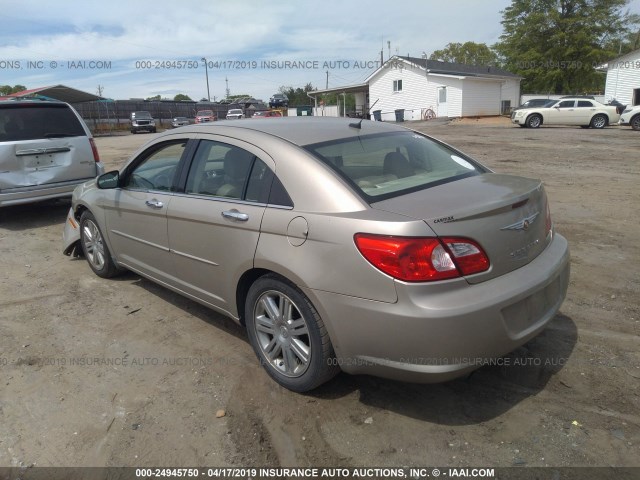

left=0, top=99, right=104, bottom=207
left=252, top=110, right=283, bottom=118
left=269, top=93, right=288, bottom=108
left=511, top=98, right=621, bottom=128
left=62, top=117, right=569, bottom=392
left=171, top=116, right=190, bottom=128
left=619, top=105, right=640, bottom=130
left=226, top=109, right=244, bottom=120
left=130, top=111, right=156, bottom=134
left=195, top=110, right=216, bottom=123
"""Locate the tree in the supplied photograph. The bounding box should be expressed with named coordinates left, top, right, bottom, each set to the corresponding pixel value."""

left=146, top=94, right=161, bottom=101
left=278, top=83, right=315, bottom=106
left=174, top=93, right=192, bottom=101
left=430, top=42, right=498, bottom=65
left=495, top=0, right=640, bottom=94
left=0, top=84, right=27, bottom=95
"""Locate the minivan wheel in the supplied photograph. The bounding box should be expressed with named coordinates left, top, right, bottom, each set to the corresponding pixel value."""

left=245, top=275, right=339, bottom=392
left=79, top=211, right=122, bottom=278
left=590, top=114, right=607, bottom=129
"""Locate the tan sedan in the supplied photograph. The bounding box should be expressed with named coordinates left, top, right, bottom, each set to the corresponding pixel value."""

left=62, top=118, right=570, bottom=392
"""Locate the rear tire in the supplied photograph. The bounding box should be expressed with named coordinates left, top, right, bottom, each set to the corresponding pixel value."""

left=631, top=115, right=640, bottom=131
left=245, top=275, right=339, bottom=392
left=526, top=114, right=542, bottom=128
left=590, top=114, right=607, bottom=129
left=79, top=211, right=122, bottom=279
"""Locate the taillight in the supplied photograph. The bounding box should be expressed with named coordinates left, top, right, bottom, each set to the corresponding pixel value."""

left=354, top=234, right=489, bottom=282
left=89, top=138, right=100, bottom=162
left=440, top=238, right=490, bottom=276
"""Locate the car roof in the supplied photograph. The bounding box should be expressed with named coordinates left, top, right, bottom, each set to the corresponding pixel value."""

left=0, top=98, right=68, bottom=107
left=185, top=117, right=407, bottom=145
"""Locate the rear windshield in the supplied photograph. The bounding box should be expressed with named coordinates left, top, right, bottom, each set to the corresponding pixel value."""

left=304, top=131, right=484, bottom=201
left=0, top=104, right=86, bottom=142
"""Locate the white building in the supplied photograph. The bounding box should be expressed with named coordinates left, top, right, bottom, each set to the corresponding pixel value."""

left=604, top=48, right=640, bottom=106
left=308, top=56, right=521, bottom=120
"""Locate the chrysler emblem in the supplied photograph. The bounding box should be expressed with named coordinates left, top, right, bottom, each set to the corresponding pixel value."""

left=501, top=212, right=539, bottom=231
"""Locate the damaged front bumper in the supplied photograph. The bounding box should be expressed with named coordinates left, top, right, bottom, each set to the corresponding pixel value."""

left=62, top=207, right=82, bottom=257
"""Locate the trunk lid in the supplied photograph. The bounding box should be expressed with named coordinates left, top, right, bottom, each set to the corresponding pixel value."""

left=0, top=137, right=96, bottom=190
left=371, top=173, right=551, bottom=283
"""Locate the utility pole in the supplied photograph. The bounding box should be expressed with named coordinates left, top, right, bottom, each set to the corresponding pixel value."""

left=326, top=71, right=329, bottom=89
left=225, top=77, right=230, bottom=99
left=387, top=41, right=391, bottom=61
left=96, top=85, right=104, bottom=97
left=201, top=58, right=210, bottom=102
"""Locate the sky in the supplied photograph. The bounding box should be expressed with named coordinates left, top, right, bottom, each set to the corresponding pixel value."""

left=1, top=0, right=639, bottom=102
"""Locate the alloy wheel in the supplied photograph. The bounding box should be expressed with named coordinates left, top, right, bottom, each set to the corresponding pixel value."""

left=252, top=290, right=311, bottom=377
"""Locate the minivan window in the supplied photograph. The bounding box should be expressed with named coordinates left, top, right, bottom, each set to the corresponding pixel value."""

left=305, top=132, right=484, bottom=201
left=0, top=104, right=86, bottom=141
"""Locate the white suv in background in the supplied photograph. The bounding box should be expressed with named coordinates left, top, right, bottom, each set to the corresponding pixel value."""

left=0, top=99, right=104, bottom=207
left=619, top=105, right=640, bottom=130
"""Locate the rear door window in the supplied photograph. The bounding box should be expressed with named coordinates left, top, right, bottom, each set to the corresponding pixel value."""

left=0, top=104, right=86, bottom=142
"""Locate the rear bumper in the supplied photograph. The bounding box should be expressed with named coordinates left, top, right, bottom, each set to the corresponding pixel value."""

left=306, top=233, right=570, bottom=383
left=0, top=168, right=103, bottom=207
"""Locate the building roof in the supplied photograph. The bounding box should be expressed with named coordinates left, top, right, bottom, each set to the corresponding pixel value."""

left=6, top=84, right=103, bottom=103
left=604, top=48, right=640, bottom=68
left=365, top=56, right=521, bottom=82
left=308, top=83, right=369, bottom=97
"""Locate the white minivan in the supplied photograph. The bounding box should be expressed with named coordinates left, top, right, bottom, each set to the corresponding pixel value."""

left=0, top=99, right=104, bottom=207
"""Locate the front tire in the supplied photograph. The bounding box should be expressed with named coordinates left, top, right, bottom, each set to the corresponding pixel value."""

left=590, top=114, right=607, bottom=129
left=631, top=115, right=640, bottom=131
left=245, top=275, right=339, bottom=392
left=79, top=211, right=122, bottom=278
left=526, top=114, right=542, bottom=128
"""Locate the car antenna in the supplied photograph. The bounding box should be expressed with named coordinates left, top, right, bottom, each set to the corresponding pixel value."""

left=349, top=99, right=379, bottom=130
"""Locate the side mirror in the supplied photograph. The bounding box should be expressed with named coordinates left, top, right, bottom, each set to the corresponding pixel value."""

left=97, top=170, right=120, bottom=189
left=553, top=105, right=560, bottom=109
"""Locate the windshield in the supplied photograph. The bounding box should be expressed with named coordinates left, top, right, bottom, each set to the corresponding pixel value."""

left=134, top=111, right=152, bottom=118
left=305, top=131, right=485, bottom=201
left=228, top=109, right=242, bottom=114
left=197, top=110, right=213, bottom=116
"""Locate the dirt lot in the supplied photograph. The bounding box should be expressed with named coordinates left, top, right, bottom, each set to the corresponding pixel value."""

left=1, top=118, right=638, bottom=472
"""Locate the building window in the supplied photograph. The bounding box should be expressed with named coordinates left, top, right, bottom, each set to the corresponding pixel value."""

left=393, top=80, right=402, bottom=92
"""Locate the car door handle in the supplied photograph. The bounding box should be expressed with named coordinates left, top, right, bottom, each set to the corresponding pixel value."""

left=145, top=199, right=164, bottom=209
left=222, top=209, right=249, bottom=221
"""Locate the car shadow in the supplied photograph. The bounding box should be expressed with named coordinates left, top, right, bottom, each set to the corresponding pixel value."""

left=119, top=272, right=576, bottom=425
left=0, top=198, right=71, bottom=230
left=310, top=313, right=577, bottom=425
left=128, top=275, right=249, bottom=342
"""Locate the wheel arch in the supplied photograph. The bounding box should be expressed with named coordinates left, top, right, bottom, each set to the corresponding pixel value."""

left=591, top=113, right=609, bottom=126
left=526, top=112, right=543, bottom=126
left=236, top=268, right=299, bottom=326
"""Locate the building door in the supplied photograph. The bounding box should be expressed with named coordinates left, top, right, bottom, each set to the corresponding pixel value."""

left=437, top=87, right=448, bottom=117
left=633, top=88, right=640, bottom=106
